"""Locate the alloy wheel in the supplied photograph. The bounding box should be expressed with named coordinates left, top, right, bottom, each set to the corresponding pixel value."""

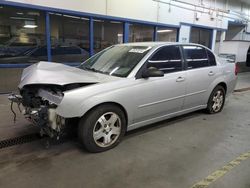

left=212, top=90, right=224, bottom=112
left=93, top=112, right=121, bottom=147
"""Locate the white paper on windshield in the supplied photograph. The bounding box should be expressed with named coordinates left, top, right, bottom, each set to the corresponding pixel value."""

left=128, top=47, right=152, bottom=53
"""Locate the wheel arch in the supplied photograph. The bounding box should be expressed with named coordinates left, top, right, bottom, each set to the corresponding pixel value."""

left=206, top=82, right=227, bottom=114
left=81, top=102, right=129, bottom=128
left=205, top=80, right=228, bottom=106
left=217, top=82, right=227, bottom=94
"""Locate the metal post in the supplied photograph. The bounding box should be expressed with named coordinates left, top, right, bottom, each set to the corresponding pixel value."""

left=153, top=26, right=158, bottom=41
left=123, top=22, right=129, bottom=43
left=89, top=17, right=94, bottom=56
left=211, top=29, right=217, bottom=51
left=176, top=28, right=180, bottom=42
left=45, top=12, right=52, bottom=62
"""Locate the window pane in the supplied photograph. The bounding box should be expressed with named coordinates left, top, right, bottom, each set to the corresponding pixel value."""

left=190, top=27, right=212, bottom=48
left=94, top=20, right=123, bottom=53
left=129, top=24, right=154, bottom=42
left=216, top=31, right=221, bottom=42
left=157, top=27, right=177, bottom=42
left=226, top=24, right=245, bottom=41
left=50, top=14, right=89, bottom=63
left=207, top=50, right=216, bottom=66
left=0, top=6, right=47, bottom=64
left=148, top=46, right=182, bottom=73
left=183, top=46, right=209, bottom=69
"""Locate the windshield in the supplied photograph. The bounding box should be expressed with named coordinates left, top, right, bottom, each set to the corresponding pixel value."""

left=79, top=45, right=151, bottom=77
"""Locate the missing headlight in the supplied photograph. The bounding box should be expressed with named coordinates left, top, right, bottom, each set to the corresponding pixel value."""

left=37, top=89, right=63, bottom=105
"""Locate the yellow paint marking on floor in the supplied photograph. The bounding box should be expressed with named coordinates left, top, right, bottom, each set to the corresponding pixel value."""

left=190, top=151, right=250, bottom=188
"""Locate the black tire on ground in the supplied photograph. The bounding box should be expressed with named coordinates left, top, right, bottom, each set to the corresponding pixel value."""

left=78, top=104, right=126, bottom=153
left=206, top=85, right=226, bottom=114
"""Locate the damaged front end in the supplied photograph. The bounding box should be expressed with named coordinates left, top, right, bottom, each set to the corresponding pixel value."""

left=8, top=61, right=108, bottom=139
left=9, top=85, right=71, bottom=138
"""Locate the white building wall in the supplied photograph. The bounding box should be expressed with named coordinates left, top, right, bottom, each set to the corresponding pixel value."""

left=4, top=0, right=250, bottom=30
left=3, top=0, right=250, bottom=53
left=108, top=0, right=158, bottom=23
left=5, top=0, right=107, bottom=15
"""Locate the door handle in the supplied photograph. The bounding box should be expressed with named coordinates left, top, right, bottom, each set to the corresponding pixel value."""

left=176, top=77, right=185, bottom=82
left=208, top=71, right=215, bottom=76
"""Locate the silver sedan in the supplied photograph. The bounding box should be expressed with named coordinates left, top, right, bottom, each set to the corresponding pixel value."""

left=12, top=42, right=238, bottom=152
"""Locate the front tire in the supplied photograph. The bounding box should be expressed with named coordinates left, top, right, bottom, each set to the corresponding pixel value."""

left=206, top=85, right=226, bottom=114
left=78, top=104, right=126, bottom=153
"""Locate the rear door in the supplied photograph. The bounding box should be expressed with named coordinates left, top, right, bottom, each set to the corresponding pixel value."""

left=182, top=45, right=219, bottom=109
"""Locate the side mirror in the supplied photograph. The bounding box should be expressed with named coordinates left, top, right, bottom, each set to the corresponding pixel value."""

left=142, top=67, right=164, bottom=78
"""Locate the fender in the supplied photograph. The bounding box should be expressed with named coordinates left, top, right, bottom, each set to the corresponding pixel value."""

left=55, top=79, right=138, bottom=125
left=205, top=76, right=225, bottom=103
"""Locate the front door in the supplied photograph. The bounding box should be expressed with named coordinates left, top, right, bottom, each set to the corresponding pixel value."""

left=132, top=45, right=187, bottom=124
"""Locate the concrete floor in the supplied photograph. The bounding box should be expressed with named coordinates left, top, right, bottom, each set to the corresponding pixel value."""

left=0, top=73, right=250, bottom=188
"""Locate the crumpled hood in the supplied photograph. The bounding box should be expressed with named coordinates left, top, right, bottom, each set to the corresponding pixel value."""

left=19, top=61, right=119, bottom=89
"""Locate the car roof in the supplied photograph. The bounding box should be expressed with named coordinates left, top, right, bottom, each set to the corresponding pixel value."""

left=115, top=42, right=210, bottom=50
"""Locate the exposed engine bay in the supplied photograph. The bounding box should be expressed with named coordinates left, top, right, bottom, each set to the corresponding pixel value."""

left=9, top=83, right=91, bottom=138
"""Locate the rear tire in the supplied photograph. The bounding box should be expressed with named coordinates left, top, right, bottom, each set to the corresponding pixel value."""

left=206, top=85, right=225, bottom=114
left=78, top=104, right=126, bottom=153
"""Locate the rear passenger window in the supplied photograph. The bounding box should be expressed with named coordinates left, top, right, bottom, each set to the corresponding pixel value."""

left=207, top=50, right=216, bottom=66
left=183, top=46, right=209, bottom=69
left=148, top=46, right=182, bottom=73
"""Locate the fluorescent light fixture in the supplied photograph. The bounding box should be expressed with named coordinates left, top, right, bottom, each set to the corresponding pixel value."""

left=61, top=14, right=88, bottom=20
left=157, top=29, right=173, bottom=33
left=27, top=12, right=40, bottom=16
left=24, top=25, right=37, bottom=28
left=10, top=17, right=34, bottom=20
left=49, top=13, right=62, bottom=16
left=63, top=14, right=81, bottom=19
left=81, top=17, right=89, bottom=21
left=110, top=21, right=122, bottom=24
left=94, top=19, right=103, bottom=22
left=24, top=20, right=37, bottom=28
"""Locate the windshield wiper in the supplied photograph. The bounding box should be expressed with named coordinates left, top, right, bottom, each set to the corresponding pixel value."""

left=82, top=67, right=102, bottom=73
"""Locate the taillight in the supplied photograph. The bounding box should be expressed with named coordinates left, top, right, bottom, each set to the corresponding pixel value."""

left=235, top=63, right=239, bottom=76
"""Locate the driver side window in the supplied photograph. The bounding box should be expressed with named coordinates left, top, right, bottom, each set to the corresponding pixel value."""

left=148, top=45, right=182, bottom=73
